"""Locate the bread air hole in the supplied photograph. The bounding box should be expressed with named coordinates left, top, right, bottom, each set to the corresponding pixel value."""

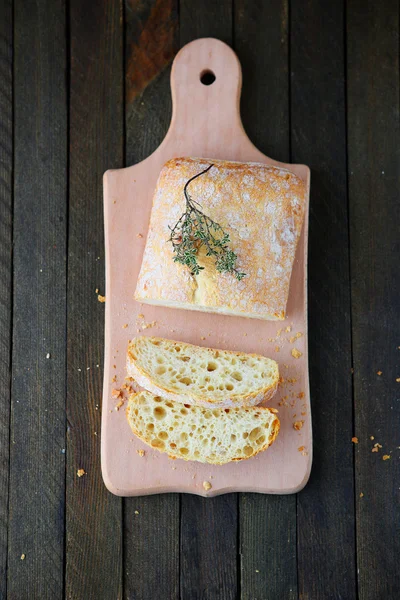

left=179, top=356, right=190, bottom=362
left=151, top=439, right=165, bottom=449
left=249, top=427, right=262, bottom=441
left=158, top=431, right=168, bottom=440
left=151, top=340, right=161, bottom=346
left=179, top=447, right=189, bottom=455
left=212, top=409, right=219, bottom=417
left=204, top=411, right=212, bottom=419
left=257, top=435, right=266, bottom=445
left=244, top=445, right=254, bottom=456
left=179, top=377, right=192, bottom=386
left=226, top=383, right=234, bottom=391
left=156, top=366, right=166, bottom=375
left=207, top=362, right=217, bottom=372
left=166, top=402, right=173, bottom=408
left=147, top=423, right=154, bottom=431
left=231, top=372, right=242, bottom=381
left=180, top=432, right=188, bottom=441
left=224, top=409, right=230, bottom=414
left=174, top=346, right=181, bottom=352
left=242, top=432, right=248, bottom=439
left=208, top=385, right=215, bottom=391
left=170, top=442, right=177, bottom=449
left=231, top=434, right=237, bottom=442
left=180, top=408, right=188, bottom=415
left=153, top=396, right=162, bottom=403
left=154, top=406, right=167, bottom=420
left=156, top=357, right=164, bottom=364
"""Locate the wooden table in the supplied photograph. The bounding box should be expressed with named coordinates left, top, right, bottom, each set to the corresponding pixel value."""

left=0, top=1, right=398, bottom=598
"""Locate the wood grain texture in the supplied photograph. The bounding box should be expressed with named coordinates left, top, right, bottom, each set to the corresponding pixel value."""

left=66, top=1, right=123, bottom=598
left=178, top=6, right=238, bottom=599
left=180, top=495, right=238, bottom=600
left=291, top=1, right=357, bottom=598
left=0, top=0, right=12, bottom=596
left=125, top=0, right=178, bottom=167
left=124, top=2, right=180, bottom=598
left=347, top=1, right=400, bottom=598
left=7, top=1, right=67, bottom=598
left=235, top=2, right=297, bottom=599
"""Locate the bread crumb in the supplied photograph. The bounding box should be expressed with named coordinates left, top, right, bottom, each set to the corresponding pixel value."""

left=270, top=408, right=279, bottom=414
left=134, top=510, right=140, bottom=514
left=46, top=353, right=50, bottom=359
left=95, top=288, right=99, bottom=293
left=287, top=377, right=297, bottom=383
left=134, top=448, right=143, bottom=456
left=115, top=400, right=124, bottom=410
left=377, top=371, right=382, bottom=376
left=285, top=326, right=292, bottom=333
left=359, top=492, right=364, bottom=498
left=141, top=320, right=157, bottom=330
left=275, top=346, right=280, bottom=352
left=352, top=437, right=359, bottom=444
left=291, top=348, right=302, bottom=359
left=20, top=554, right=25, bottom=560
left=113, top=364, right=116, bottom=369
left=255, top=569, right=260, bottom=573
left=203, top=481, right=212, bottom=491
left=113, top=199, right=117, bottom=204
left=276, top=328, right=282, bottom=337
left=372, top=447, right=379, bottom=453
left=137, top=313, right=144, bottom=319
left=122, top=324, right=128, bottom=329
left=112, top=388, right=122, bottom=398
left=370, top=436, right=374, bottom=440
left=293, top=420, right=304, bottom=431
left=111, top=375, right=117, bottom=383
left=374, top=443, right=382, bottom=448
left=136, top=233, right=143, bottom=238
left=77, top=469, right=86, bottom=477
left=98, top=295, right=106, bottom=303
left=382, top=455, right=391, bottom=461
left=298, top=446, right=305, bottom=452
left=297, top=392, right=305, bottom=399
left=301, top=411, right=306, bottom=416
left=200, top=336, right=206, bottom=340
left=396, top=378, right=400, bottom=382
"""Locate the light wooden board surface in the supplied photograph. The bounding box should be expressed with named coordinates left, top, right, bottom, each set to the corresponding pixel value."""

left=102, top=38, right=311, bottom=497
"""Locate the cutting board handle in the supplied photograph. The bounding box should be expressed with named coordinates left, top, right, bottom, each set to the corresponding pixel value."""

left=162, top=38, right=256, bottom=160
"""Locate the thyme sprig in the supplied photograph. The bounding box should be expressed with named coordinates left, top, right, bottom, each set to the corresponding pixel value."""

left=168, top=164, right=246, bottom=281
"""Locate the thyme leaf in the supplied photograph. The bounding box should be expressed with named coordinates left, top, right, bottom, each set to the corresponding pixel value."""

left=168, top=164, right=246, bottom=281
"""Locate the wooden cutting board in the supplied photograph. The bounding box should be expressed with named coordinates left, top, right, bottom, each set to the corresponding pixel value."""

left=102, top=38, right=311, bottom=497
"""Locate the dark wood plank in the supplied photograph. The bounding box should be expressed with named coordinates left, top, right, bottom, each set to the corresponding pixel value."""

left=123, top=3, right=180, bottom=598
left=0, top=0, right=12, bottom=596
left=347, top=2, right=400, bottom=598
left=291, top=1, right=357, bottom=598
left=179, top=0, right=232, bottom=46
left=234, top=2, right=298, bottom=599
left=7, top=1, right=67, bottom=598
left=180, top=495, right=238, bottom=600
left=178, top=4, right=238, bottom=599
left=66, top=1, right=123, bottom=598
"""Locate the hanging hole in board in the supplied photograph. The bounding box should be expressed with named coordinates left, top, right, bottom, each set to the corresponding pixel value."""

left=200, top=70, right=216, bottom=86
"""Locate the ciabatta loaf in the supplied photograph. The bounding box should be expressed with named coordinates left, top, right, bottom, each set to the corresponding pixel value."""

left=127, top=337, right=279, bottom=408
left=135, top=157, right=307, bottom=320
left=127, top=391, right=280, bottom=464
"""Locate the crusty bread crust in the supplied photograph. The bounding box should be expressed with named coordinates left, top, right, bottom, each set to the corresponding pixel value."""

left=126, top=336, right=279, bottom=408
left=135, top=157, right=307, bottom=321
left=127, top=391, right=280, bottom=465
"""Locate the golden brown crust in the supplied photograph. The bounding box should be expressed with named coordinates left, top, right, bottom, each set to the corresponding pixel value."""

left=135, top=157, right=307, bottom=320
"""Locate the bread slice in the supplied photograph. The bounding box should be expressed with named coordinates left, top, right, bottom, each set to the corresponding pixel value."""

left=127, top=391, right=280, bottom=464
left=127, top=336, right=279, bottom=408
